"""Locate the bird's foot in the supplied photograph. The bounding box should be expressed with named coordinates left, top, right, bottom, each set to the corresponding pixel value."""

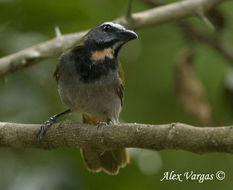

left=38, top=117, right=56, bottom=140
left=97, top=121, right=113, bottom=129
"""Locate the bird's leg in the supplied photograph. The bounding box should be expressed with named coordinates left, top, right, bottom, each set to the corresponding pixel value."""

left=39, top=109, right=71, bottom=140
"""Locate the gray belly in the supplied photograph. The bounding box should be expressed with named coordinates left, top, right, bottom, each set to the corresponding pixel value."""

left=57, top=72, right=122, bottom=123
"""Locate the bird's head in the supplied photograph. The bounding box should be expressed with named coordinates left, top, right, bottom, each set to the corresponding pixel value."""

left=84, top=22, right=138, bottom=57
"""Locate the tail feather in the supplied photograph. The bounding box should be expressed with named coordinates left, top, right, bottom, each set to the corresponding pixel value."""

left=81, top=114, right=129, bottom=175
left=111, top=149, right=129, bottom=167
left=80, top=149, right=101, bottom=172
left=81, top=148, right=129, bottom=175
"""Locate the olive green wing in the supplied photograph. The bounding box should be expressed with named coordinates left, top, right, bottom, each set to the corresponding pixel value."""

left=116, top=62, right=125, bottom=106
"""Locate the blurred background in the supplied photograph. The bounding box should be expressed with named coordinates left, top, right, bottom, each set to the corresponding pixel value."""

left=0, top=0, right=233, bottom=189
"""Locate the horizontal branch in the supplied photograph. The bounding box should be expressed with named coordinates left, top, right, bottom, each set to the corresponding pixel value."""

left=0, top=0, right=224, bottom=77
left=116, top=0, right=223, bottom=29
left=0, top=121, right=233, bottom=154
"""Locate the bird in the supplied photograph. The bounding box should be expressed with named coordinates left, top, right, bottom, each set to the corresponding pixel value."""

left=38, top=22, right=138, bottom=175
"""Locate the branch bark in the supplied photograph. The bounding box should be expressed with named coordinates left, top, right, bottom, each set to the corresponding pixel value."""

left=177, top=21, right=233, bottom=66
left=0, top=0, right=225, bottom=77
left=0, top=121, right=233, bottom=154
left=143, top=0, right=233, bottom=67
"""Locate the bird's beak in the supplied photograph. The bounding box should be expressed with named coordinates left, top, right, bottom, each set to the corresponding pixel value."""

left=118, top=29, right=138, bottom=42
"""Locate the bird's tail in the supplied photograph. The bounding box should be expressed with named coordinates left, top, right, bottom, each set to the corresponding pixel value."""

left=80, top=114, right=129, bottom=175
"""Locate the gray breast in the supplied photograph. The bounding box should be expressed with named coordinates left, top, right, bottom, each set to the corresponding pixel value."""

left=57, top=70, right=122, bottom=123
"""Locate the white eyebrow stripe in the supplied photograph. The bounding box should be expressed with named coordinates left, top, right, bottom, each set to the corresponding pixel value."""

left=102, top=22, right=126, bottom=30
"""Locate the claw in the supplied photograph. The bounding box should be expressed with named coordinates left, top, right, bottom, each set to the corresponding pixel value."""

left=38, top=117, right=56, bottom=140
left=97, top=121, right=108, bottom=126
left=97, top=120, right=113, bottom=129
left=38, top=109, right=71, bottom=140
left=97, top=122, right=107, bottom=130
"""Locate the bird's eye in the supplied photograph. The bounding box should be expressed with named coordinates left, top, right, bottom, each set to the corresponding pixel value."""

left=103, top=24, right=112, bottom=31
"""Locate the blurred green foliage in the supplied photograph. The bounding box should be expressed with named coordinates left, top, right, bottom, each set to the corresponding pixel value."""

left=0, top=0, right=233, bottom=189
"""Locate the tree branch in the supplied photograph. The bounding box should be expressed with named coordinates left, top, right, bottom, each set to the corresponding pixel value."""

left=0, top=31, right=86, bottom=77
left=0, top=121, right=233, bottom=154
left=143, top=0, right=233, bottom=67
left=0, top=0, right=225, bottom=77
left=177, top=21, right=233, bottom=66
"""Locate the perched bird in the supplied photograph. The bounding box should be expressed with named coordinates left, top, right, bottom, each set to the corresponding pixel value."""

left=39, top=22, right=138, bottom=174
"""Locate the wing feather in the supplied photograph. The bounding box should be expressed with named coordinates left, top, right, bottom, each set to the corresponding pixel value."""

left=116, top=63, right=125, bottom=106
